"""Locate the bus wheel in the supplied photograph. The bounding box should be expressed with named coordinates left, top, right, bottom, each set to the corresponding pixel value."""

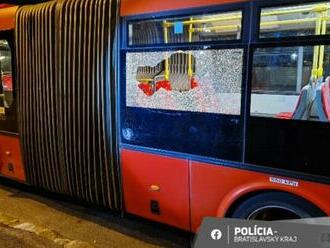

left=231, top=192, right=325, bottom=220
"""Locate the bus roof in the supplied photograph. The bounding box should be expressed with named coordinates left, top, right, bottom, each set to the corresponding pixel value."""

left=120, top=0, right=248, bottom=17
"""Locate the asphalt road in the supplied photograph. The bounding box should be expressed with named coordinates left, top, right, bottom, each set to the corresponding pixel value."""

left=0, top=181, right=191, bottom=248
left=0, top=223, right=61, bottom=248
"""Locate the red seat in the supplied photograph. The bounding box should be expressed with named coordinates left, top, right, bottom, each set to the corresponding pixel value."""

left=276, top=84, right=313, bottom=120
left=319, top=79, right=330, bottom=121
left=276, top=112, right=294, bottom=119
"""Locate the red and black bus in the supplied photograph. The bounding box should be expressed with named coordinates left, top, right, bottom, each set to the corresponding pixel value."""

left=1, top=0, right=330, bottom=233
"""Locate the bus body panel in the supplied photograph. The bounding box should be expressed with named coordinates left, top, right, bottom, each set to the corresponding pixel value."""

left=191, top=161, right=330, bottom=231
left=0, top=6, right=23, bottom=183
left=0, top=6, right=17, bottom=31
left=121, top=148, right=330, bottom=232
left=0, top=134, right=25, bottom=182
left=120, top=0, right=247, bottom=16
left=121, top=149, right=190, bottom=230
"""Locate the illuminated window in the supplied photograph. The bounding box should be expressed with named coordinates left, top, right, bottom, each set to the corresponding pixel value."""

left=251, top=46, right=330, bottom=122
left=126, top=49, right=243, bottom=115
left=128, top=11, right=242, bottom=45
left=260, top=2, right=330, bottom=38
left=0, top=39, right=13, bottom=116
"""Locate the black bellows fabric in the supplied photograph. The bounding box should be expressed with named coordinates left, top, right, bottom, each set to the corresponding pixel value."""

left=15, top=0, right=120, bottom=209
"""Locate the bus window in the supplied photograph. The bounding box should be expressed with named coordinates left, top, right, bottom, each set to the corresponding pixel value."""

left=0, top=39, right=13, bottom=114
left=251, top=45, right=330, bottom=122
left=126, top=49, right=243, bottom=115
left=128, top=11, right=242, bottom=45
left=260, top=2, right=330, bottom=39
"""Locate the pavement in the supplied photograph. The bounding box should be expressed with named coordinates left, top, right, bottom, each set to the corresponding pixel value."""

left=0, top=181, right=191, bottom=248
left=0, top=223, right=61, bottom=248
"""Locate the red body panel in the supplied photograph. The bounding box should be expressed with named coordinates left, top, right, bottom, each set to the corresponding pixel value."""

left=0, top=134, right=25, bottom=182
left=122, top=149, right=330, bottom=232
left=0, top=4, right=13, bottom=8
left=121, top=149, right=190, bottom=230
left=120, top=0, right=247, bottom=16
left=0, top=6, right=17, bottom=31
left=191, top=161, right=330, bottom=231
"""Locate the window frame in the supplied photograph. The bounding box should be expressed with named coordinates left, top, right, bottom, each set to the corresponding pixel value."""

left=244, top=0, right=330, bottom=178
left=122, top=2, right=250, bottom=49
left=251, top=45, right=322, bottom=96
left=126, top=9, right=244, bottom=47
left=119, top=2, right=251, bottom=162
left=249, top=0, right=330, bottom=120
left=122, top=45, right=246, bottom=116
left=118, top=0, right=330, bottom=185
left=255, top=0, right=330, bottom=43
left=0, top=30, right=18, bottom=135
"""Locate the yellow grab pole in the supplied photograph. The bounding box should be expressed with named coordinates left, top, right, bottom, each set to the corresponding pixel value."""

left=317, top=11, right=328, bottom=77
left=312, top=12, right=322, bottom=79
left=262, top=5, right=329, bottom=17
left=192, top=24, right=240, bottom=32
left=192, top=18, right=317, bottom=33
left=161, top=4, right=330, bottom=81
left=163, top=5, right=329, bottom=28
left=262, top=18, right=317, bottom=27
left=163, top=14, right=242, bottom=27
left=261, top=7, right=315, bottom=17
left=188, top=18, right=193, bottom=77
left=139, top=78, right=154, bottom=82
left=163, top=20, right=169, bottom=80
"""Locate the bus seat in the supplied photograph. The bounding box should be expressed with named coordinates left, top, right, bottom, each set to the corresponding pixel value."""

left=167, top=52, right=196, bottom=91
left=136, top=52, right=198, bottom=95
left=315, top=80, right=330, bottom=122
left=169, top=73, right=191, bottom=91
left=154, top=52, right=197, bottom=91
left=136, top=61, right=164, bottom=82
left=276, top=84, right=314, bottom=120
left=136, top=60, right=165, bottom=96
left=292, top=84, right=314, bottom=120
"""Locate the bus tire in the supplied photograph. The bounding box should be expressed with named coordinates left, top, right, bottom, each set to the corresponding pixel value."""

left=231, top=192, right=325, bottom=220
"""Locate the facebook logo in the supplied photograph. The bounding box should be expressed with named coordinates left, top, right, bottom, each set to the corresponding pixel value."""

left=210, top=229, right=222, bottom=240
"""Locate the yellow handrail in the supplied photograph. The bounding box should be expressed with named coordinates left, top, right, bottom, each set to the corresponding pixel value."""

left=192, top=25, right=239, bottom=32
left=188, top=17, right=193, bottom=77
left=191, top=18, right=317, bottom=33
left=317, top=11, right=328, bottom=77
left=138, top=78, right=154, bottom=82
left=163, top=4, right=330, bottom=27
left=163, top=14, right=242, bottom=27
left=261, top=5, right=329, bottom=17
left=161, top=3, right=330, bottom=80
left=163, top=20, right=169, bottom=81
left=312, top=13, right=322, bottom=78
left=262, top=18, right=318, bottom=27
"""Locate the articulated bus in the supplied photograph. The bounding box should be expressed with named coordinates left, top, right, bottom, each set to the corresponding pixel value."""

left=1, top=0, right=330, bottom=232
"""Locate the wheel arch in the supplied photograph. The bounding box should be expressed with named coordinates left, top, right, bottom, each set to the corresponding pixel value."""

left=215, top=184, right=327, bottom=218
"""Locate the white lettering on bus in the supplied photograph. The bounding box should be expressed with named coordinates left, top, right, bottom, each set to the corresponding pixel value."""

left=269, top=177, right=299, bottom=187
